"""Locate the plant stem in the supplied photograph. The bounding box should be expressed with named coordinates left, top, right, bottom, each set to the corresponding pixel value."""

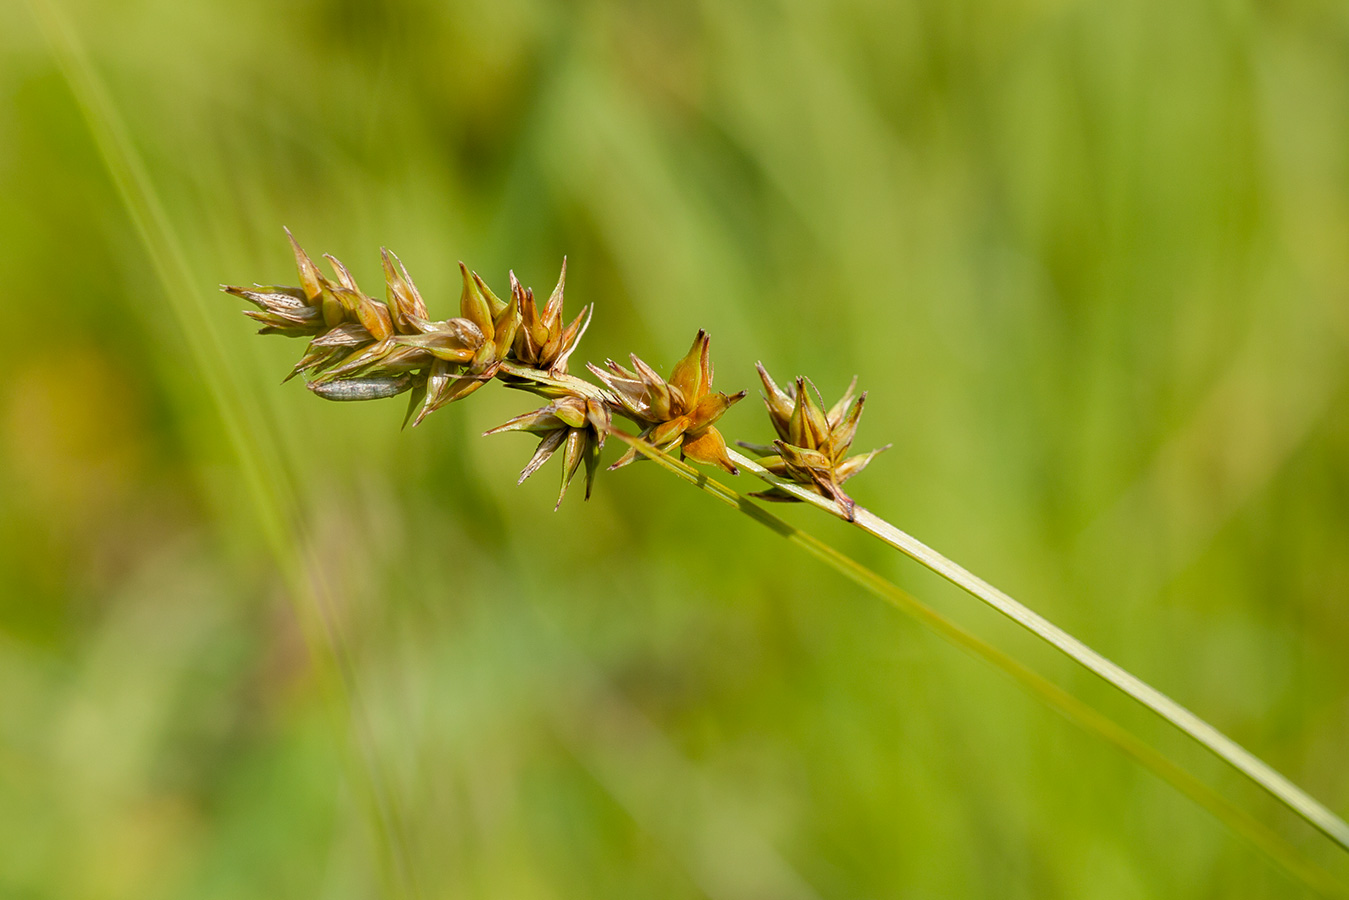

left=613, top=432, right=1346, bottom=896
left=727, top=447, right=1349, bottom=854
left=505, top=361, right=1349, bottom=852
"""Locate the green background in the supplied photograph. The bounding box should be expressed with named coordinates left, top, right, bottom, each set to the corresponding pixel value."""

left=1, top=0, right=1347, bottom=896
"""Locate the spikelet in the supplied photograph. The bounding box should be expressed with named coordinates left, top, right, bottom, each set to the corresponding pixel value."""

left=508, top=259, right=592, bottom=375
left=484, top=394, right=611, bottom=509
left=739, top=363, right=889, bottom=520
left=589, top=330, right=746, bottom=475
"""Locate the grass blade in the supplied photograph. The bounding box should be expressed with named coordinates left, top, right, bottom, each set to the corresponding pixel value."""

left=27, top=3, right=419, bottom=895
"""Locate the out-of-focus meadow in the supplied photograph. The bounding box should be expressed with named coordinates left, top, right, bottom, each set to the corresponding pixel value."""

left=2, top=0, right=1347, bottom=896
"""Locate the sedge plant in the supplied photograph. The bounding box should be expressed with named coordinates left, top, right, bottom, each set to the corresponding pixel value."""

left=225, top=235, right=1349, bottom=893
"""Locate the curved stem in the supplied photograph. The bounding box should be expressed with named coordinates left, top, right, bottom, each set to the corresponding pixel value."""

left=613, top=432, right=1346, bottom=896
left=727, top=448, right=1349, bottom=853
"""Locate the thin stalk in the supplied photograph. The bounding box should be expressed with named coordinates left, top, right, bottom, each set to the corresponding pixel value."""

left=613, top=432, right=1346, bottom=897
left=727, top=447, right=1349, bottom=853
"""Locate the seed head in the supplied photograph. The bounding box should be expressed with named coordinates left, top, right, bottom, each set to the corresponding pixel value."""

left=485, top=393, right=610, bottom=509
left=740, top=363, right=889, bottom=520
left=225, top=235, right=788, bottom=511
left=507, top=259, right=592, bottom=375
left=590, top=330, right=746, bottom=474
left=223, top=231, right=516, bottom=426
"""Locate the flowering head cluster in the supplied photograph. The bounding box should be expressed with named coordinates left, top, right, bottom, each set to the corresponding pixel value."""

left=738, top=364, right=889, bottom=521
left=590, top=330, right=746, bottom=475
left=225, top=232, right=882, bottom=513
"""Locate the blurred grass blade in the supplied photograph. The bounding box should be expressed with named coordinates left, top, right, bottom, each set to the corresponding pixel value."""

left=27, top=2, right=419, bottom=896
left=727, top=447, right=1349, bottom=854
left=614, top=432, right=1347, bottom=897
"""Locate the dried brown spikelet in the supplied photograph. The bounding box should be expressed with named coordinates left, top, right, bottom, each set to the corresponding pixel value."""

left=400, top=263, right=523, bottom=427
left=740, top=362, right=889, bottom=520
left=225, top=231, right=503, bottom=423
left=590, top=330, right=746, bottom=475
left=484, top=394, right=611, bottom=509
left=507, top=259, right=593, bottom=375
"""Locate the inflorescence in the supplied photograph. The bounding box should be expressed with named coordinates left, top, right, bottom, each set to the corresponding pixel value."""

left=224, top=232, right=887, bottom=513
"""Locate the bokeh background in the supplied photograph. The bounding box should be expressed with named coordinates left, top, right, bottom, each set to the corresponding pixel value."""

left=2, top=0, right=1347, bottom=896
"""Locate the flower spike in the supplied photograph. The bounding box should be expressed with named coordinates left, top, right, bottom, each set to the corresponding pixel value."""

left=592, top=329, right=745, bottom=475
left=739, top=363, right=889, bottom=520
left=225, top=235, right=751, bottom=505
left=485, top=394, right=611, bottom=508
